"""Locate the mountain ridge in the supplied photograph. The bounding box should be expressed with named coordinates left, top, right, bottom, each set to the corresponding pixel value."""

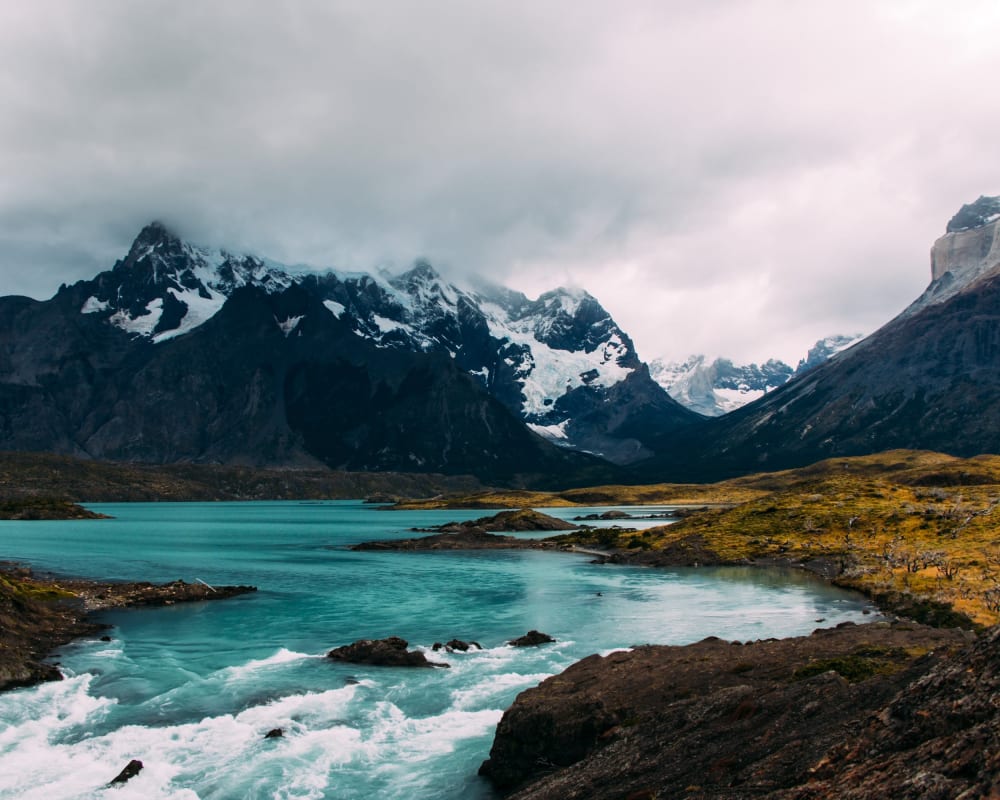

left=0, top=222, right=698, bottom=481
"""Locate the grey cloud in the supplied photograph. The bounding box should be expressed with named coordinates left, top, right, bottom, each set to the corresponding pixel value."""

left=2, top=1, right=1000, bottom=362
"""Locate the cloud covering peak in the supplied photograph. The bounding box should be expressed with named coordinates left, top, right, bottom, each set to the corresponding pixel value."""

left=3, top=1, right=1000, bottom=363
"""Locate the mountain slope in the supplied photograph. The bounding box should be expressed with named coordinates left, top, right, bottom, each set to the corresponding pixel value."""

left=639, top=196, right=1000, bottom=480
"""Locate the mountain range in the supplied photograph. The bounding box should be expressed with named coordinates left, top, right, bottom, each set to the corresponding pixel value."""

left=649, top=333, right=863, bottom=417
left=0, top=222, right=697, bottom=483
left=2, top=194, right=998, bottom=485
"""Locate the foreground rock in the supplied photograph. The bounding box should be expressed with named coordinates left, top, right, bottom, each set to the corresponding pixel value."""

left=0, top=565, right=257, bottom=692
left=509, top=630, right=556, bottom=647
left=480, top=621, right=978, bottom=798
left=108, top=759, right=143, bottom=786
left=327, top=636, right=448, bottom=668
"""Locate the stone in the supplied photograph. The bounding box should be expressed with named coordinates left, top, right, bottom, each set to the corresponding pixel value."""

left=327, top=637, right=448, bottom=668
left=109, top=759, right=143, bottom=786
left=509, top=630, right=555, bottom=647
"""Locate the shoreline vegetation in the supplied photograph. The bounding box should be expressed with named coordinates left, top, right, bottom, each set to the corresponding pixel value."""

left=377, top=450, right=1000, bottom=628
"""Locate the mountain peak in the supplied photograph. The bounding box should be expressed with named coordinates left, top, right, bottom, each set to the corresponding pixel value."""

left=123, top=220, right=185, bottom=264
left=946, top=195, right=1000, bottom=233
left=396, top=259, right=440, bottom=283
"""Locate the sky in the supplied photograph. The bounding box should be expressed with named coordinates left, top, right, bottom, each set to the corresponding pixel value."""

left=2, top=1, right=1000, bottom=366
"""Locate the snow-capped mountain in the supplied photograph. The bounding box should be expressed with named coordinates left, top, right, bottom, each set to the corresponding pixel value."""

left=650, top=334, right=864, bottom=417
left=2, top=222, right=697, bottom=473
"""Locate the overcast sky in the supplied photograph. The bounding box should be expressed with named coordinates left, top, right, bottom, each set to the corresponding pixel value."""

left=2, top=1, right=999, bottom=364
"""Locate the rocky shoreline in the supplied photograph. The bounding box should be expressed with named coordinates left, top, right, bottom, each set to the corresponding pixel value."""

left=0, top=564, right=256, bottom=692
left=354, top=512, right=1000, bottom=798
left=480, top=620, right=996, bottom=799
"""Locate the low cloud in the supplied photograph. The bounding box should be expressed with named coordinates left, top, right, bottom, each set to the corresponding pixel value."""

left=2, top=1, right=999, bottom=363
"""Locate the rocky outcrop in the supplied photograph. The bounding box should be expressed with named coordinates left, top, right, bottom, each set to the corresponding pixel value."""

left=424, top=509, right=578, bottom=533
left=916, top=197, right=1000, bottom=312
left=353, top=529, right=545, bottom=551
left=479, top=621, right=974, bottom=798
left=0, top=498, right=111, bottom=520
left=108, top=760, right=143, bottom=787
left=326, top=636, right=447, bottom=668
left=0, top=565, right=257, bottom=693
left=508, top=630, right=555, bottom=647
left=432, top=639, right=482, bottom=652
left=782, top=623, right=1000, bottom=799
left=353, top=511, right=578, bottom=550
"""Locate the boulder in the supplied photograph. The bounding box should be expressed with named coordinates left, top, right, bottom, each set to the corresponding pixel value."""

left=108, top=759, right=143, bottom=787
left=327, top=637, right=448, bottom=668
left=509, top=630, right=555, bottom=647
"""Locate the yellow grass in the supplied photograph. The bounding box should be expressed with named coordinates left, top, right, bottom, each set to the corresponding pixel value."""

left=392, top=450, right=1000, bottom=625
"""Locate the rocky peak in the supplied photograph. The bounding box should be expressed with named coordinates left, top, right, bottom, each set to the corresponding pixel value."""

left=945, top=194, right=1000, bottom=233
left=795, top=334, right=864, bottom=374
left=911, top=195, right=1000, bottom=314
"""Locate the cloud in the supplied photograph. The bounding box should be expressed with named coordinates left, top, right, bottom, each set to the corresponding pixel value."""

left=2, top=1, right=1000, bottom=363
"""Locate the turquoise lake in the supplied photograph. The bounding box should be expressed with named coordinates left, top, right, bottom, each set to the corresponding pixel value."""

left=0, top=501, right=880, bottom=799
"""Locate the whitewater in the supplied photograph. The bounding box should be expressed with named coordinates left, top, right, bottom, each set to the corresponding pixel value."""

left=0, top=501, right=878, bottom=799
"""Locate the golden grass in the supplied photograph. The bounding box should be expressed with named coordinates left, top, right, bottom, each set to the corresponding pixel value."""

left=330, top=449, right=1000, bottom=625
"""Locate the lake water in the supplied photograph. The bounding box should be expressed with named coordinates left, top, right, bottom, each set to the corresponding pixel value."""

left=0, top=501, right=879, bottom=799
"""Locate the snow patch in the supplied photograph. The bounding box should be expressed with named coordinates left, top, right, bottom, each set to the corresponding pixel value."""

left=276, top=315, right=304, bottom=336
left=109, top=298, right=163, bottom=336
left=323, top=300, right=346, bottom=318
left=80, top=296, right=109, bottom=314
left=527, top=422, right=570, bottom=441
left=715, top=387, right=764, bottom=412
left=153, top=287, right=227, bottom=343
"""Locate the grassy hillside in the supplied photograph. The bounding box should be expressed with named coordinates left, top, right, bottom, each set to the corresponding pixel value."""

left=552, top=451, right=1000, bottom=627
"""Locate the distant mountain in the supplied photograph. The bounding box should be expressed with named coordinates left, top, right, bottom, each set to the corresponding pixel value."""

left=637, top=194, right=1000, bottom=480
left=0, top=222, right=697, bottom=481
left=650, top=334, right=863, bottom=417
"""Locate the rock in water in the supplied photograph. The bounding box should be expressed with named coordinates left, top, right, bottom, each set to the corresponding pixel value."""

left=509, top=630, right=555, bottom=647
left=264, top=728, right=284, bottom=739
left=327, top=637, right=448, bottom=668
left=108, top=759, right=143, bottom=786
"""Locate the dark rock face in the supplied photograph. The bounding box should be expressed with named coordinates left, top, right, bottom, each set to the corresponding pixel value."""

left=326, top=637, right=447, bottom=668
left=108, top=759, right=143, bottom=786
left=508, top=630, right=555, bottom=647
left=479, top=622, right=974, bottom=799
left=264, top=728, right=284, bottom=739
